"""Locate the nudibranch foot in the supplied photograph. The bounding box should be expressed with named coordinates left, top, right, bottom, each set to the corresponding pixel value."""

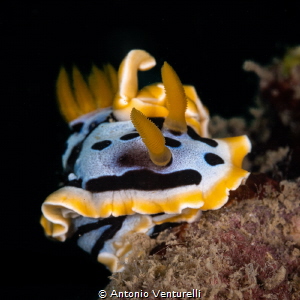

left=40, top=49, right=251, bottom=272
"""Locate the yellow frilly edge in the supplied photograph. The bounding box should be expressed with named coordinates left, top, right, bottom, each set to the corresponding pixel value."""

left=201, top=135, right=251, bottom=210
left=200, top=166, right=250, bottom=210
left=40, top=185, right=207, bottom=241
left=221, top=135, right=252, bottom=168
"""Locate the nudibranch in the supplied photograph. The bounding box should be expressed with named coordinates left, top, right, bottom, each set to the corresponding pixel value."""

left=40, top=50, right=251, bottom=272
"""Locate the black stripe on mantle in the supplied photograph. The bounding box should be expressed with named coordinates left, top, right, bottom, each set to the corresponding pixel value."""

left=85, top=169, right=201, bottom=192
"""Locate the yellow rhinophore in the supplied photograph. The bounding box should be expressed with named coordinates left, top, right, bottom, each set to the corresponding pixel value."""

left=130, top=108, right=172, bottom=166
left=161, top=62, right=187, bottom=133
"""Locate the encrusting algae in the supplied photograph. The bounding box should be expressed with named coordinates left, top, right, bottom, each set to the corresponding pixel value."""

left=105, top=179, right=300, bottom=300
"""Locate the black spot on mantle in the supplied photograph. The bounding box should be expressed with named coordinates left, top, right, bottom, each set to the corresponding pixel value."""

left=65, top=140, right=83, bottom=174
left=120, top=133, right=140, bottom=140
left=148, top=117, right=164, bottom=129
left=187, top=126, right=218, bottom=147
left=92, top=140, right=112, bottom=150
left=71, top=122, right=84, bottom=133
left=64, top=114, right=115, bottom=174
left=204, top=153, right=224, bottom=166
left=86, top=169, right=201, bottom=192
left=165, top=137, right=181, bottom=148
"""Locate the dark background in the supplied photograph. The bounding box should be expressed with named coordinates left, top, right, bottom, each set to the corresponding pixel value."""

left=2, top=2, right=299, bottom=299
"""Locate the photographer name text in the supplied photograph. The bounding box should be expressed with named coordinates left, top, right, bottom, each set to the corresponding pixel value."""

left=98, top=289, right=202, bottom=298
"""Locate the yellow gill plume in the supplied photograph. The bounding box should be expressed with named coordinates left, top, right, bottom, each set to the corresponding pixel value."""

left=56, top=67, right=81, bottom=122
left=56, top=64, right=117, bottom=123
left=130, top=108, right=172, bottom=166
left=161, top=62, right=187, bottom=133
left=88, top=64, right=117, bottom=109
left=72, top=65, right=96, bottom=115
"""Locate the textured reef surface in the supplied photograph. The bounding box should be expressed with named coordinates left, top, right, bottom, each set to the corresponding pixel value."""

left=106, top=180, right=300, bottom=299
left=104, top=48, right=300, bottom=299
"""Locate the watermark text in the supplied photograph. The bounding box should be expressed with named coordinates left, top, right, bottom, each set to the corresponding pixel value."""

left=98, top=289, right=202, bottom=298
